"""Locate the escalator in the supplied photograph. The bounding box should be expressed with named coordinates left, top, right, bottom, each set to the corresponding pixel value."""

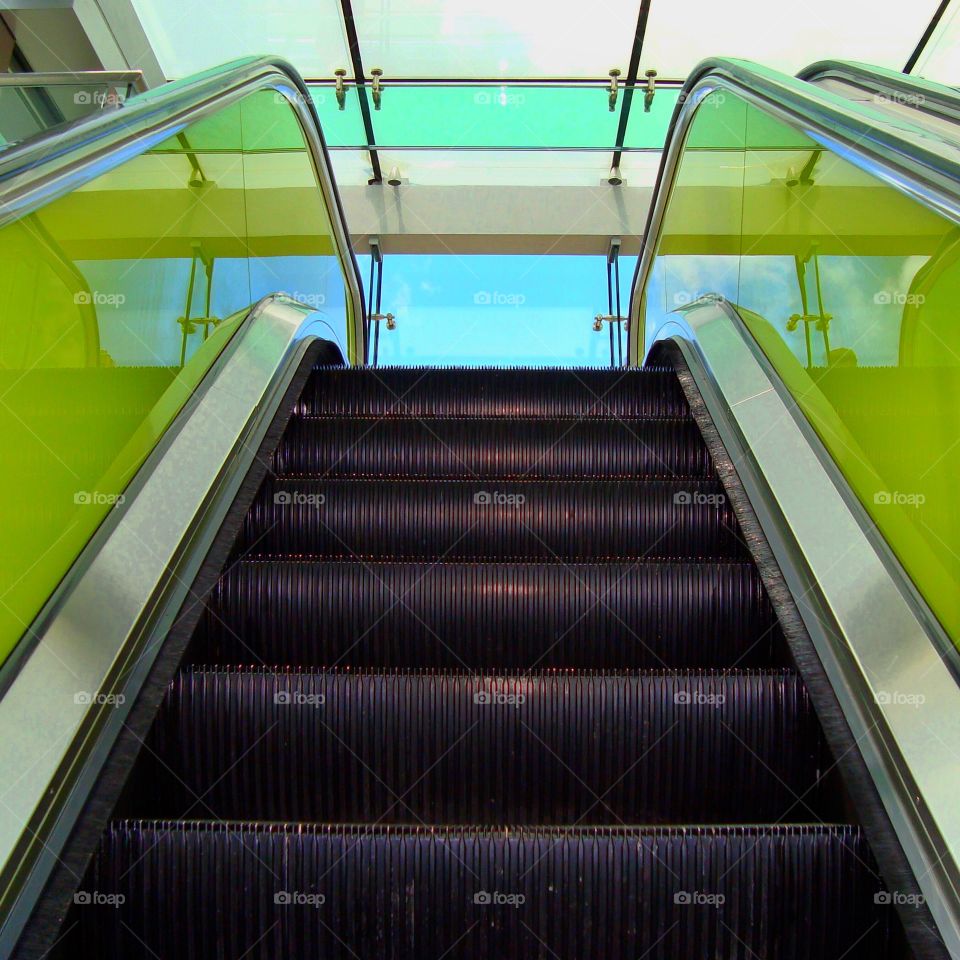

left=3, top=53, right=960, bottom=960
left=798, top=60, right=960, bottom=146
left=53, top=363, right=895, bottom=958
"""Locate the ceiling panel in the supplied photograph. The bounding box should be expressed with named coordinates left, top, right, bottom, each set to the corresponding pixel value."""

left=314, top=83, right=628, bottom=147
left=130, top=0, right=351, bottom=78
left=640, top=0, right=944, bottom=78
left=911, top=1, right=960, bottom=85
left=347, top=0, right=640, bottom=78
left=131, top=0, right=954, bottom=89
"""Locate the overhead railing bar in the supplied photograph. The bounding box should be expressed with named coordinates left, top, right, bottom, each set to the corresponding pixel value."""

left=337, top=0, right=383, bottom=183
left=610, top=0, right=654, bottom=173
left=904, top=0, right=953, bottom=73
left=366, top=237, right=394, bottom=365
left=594, top=237, right=626, bottom=367
left=303, top=76, right=686, bottom=87
left=627, top=58, right=960, bottom=953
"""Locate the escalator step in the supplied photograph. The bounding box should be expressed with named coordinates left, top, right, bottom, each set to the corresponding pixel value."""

left=197, top=560, right=776, bottom=668
left=138, top=668, right=826, bottom=824
left=296, top=365, right=690, bottom=418
left=240, top=478, right=745, bottom=560
left=274, top=415, right=714, bottom=479
left=79, top=821, right=889, bottom=959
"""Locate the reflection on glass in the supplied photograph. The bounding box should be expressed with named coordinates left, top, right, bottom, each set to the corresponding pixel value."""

left=0, top=83, right=132, bottom=150
left=0, top=89, right=349, bottom=661
left=644, top=89, right=960, bottom=644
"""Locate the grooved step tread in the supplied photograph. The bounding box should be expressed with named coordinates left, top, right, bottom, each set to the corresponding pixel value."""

left=274, top=415, right=713, bottom=479
left=240, top=478, right=745, bottom=560
left=61, top=363, right=894, bottom=960
left=77, top=821, right=890, bottom=960
left=135, top=667, right=827, bottom=824
left=296, top=365, right=691, bottom=418
left=197, top=559, right=775, bottom=668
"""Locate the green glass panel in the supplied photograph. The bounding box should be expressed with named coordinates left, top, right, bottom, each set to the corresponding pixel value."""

left=363, top=85, right=624, bottom=148
left=682, top=91, right=748, bottom=151
left=310, top=87, right=369, bottom=148
left=309, top=82, right=677, bottom=150
left=623, top=88, right=681, bottom=149
left=0, top=87, right=350, bottom=664
left=149, top=89, right=314, bottom=152
left=644, top=88, right=960, bottom=645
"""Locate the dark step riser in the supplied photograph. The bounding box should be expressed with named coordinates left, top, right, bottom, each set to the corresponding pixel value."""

left=197, top=561, right=776, bottom=668
left=76, top=824, right=890, bottom=960
left=138, top=670, right=827, bottom=824
left=297, top=367, right=691, bottom=419
left=275, top=417, right=713, bottom=479
left=240, top=480, right=746, bottom=560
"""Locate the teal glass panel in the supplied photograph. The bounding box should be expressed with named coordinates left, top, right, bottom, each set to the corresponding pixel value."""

left=623, top=88, right=681, bottom=148
left=309, top=86, right=369, bottom=148
left=363, top=85, right=624, bottom=148
left=309, top=82, right=678, bottom=150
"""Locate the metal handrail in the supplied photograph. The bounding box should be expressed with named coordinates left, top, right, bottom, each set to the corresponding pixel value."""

left=0, top=295, right=340, bottom=952
left=627, top=57, right=960, bottom=365
left=799, top=59, right=960, bottom=124
left=626, top=56, right=960, bottom=952
left=0, top=56, right=366, bottom=362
